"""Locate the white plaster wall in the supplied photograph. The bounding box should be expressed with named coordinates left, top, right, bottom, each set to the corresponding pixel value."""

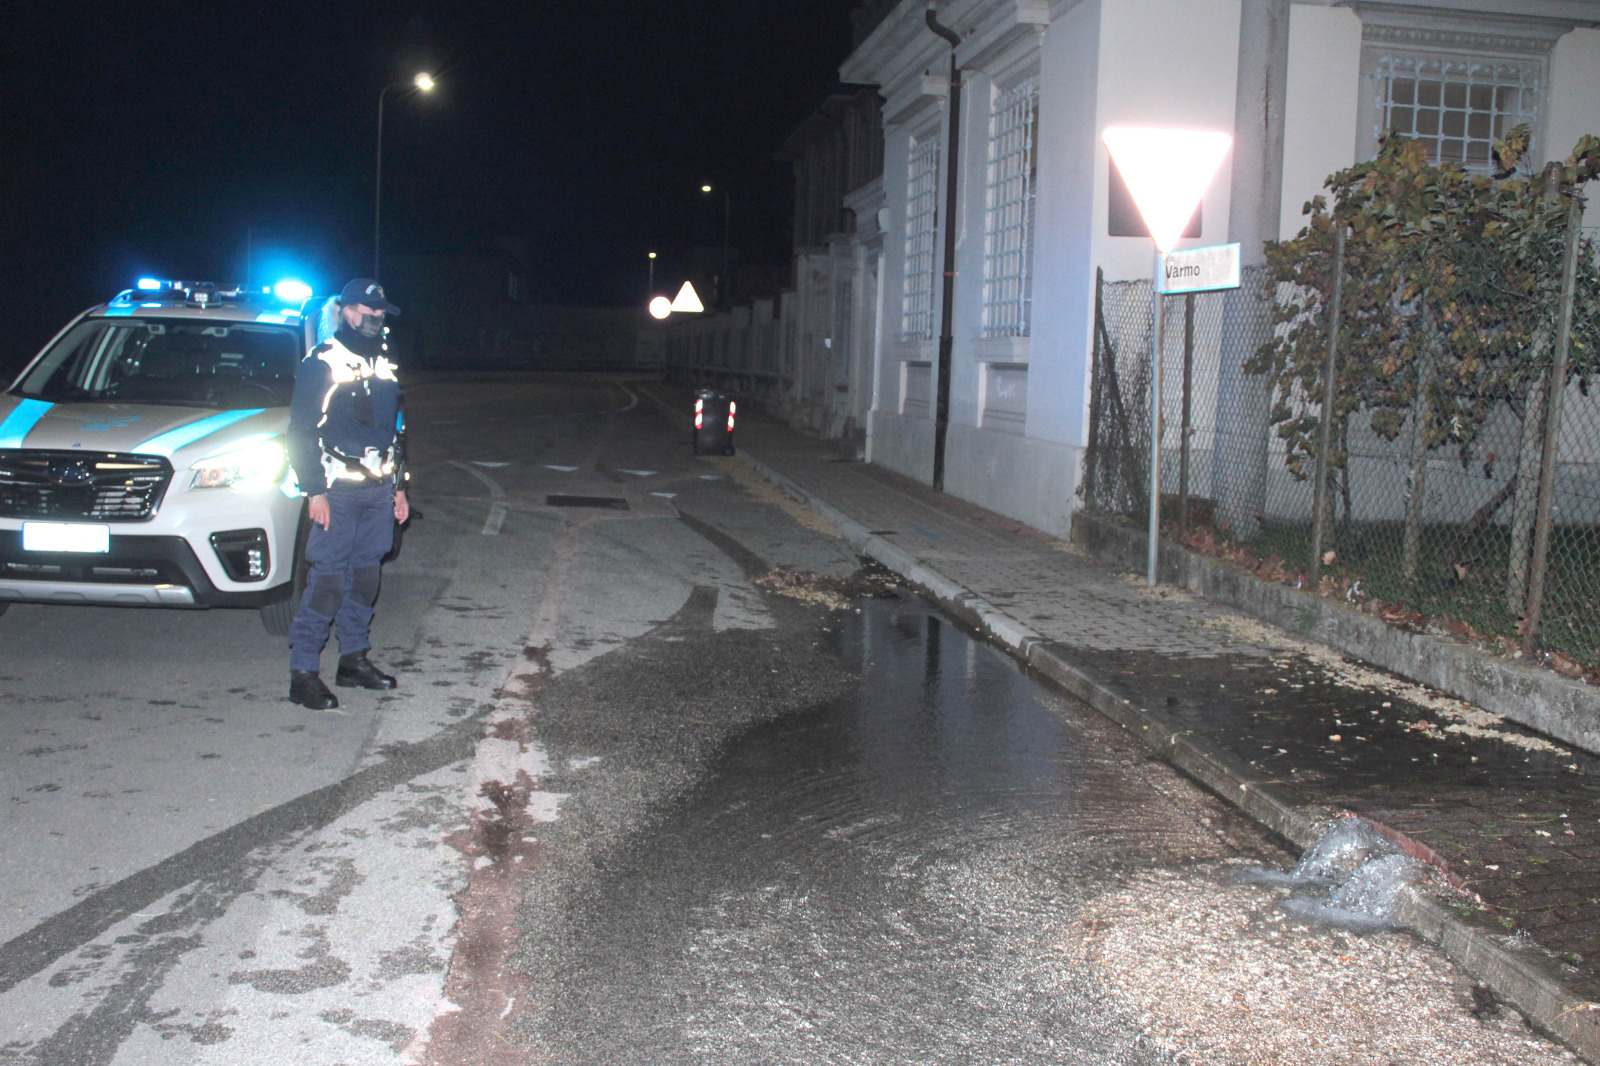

left=1547, top=27, right=1600, bottom=163
left=944, top=422, right=1082, bottom=536
left=1092, top=0, right=1242, bottom=284
left=1280, top=5, right=1363, bottom=240
left=868, top=408, right=936, bottom=484
left=1027, top=0, right=1103, bottom=450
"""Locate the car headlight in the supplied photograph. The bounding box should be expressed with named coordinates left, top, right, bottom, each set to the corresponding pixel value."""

left=190, top=436, right=287, bottom=492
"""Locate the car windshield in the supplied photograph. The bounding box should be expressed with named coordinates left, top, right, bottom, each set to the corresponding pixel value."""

left=11, top=317, right=300, bottom=408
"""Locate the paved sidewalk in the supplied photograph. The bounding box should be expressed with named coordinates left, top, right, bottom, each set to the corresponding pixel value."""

left=709, top=401, right=1600, bottom=1057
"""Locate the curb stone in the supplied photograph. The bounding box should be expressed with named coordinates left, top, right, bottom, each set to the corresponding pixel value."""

left=736, top=445, right=1600, bottom=1064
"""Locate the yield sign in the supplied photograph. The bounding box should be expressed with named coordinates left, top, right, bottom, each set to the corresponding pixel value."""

left=670, top=281, right=705, bottom=313
left=1102, top=127, right=1232, bottom=252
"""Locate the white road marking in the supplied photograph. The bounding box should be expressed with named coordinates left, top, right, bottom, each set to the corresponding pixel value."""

left=448, top=460, right=509, bottom=536
left=614, top=384, right=640, bottom=413
left=543, top=464, right=580, bottom=472
left=617, top=469, right=657, bottom=477
left=651, top=492, right=678, bottom=499
left=699, top=475, right=722, bottom=480
left=472, top=461, right=511, bottom=468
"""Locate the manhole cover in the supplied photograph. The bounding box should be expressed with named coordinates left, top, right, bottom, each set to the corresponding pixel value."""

left=546, top=495, right=630, bottom=510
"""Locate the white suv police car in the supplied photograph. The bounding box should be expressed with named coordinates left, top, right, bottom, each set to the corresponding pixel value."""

left=0, top=280, right=322, bottom=633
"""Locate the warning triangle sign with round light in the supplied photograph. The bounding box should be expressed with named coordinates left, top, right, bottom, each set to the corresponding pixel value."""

left=670, top=281, right=705, bottom=313
left=1102, top=127, right=1232, bottom=253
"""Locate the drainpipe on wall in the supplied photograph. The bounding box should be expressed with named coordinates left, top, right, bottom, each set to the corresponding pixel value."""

left=926, top=4, right=961, bottom=493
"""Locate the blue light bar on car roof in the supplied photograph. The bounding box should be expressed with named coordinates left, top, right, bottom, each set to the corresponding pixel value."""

left=136, top=277, right=165, bottom=291
left=272, top=279, right=312, bottom=304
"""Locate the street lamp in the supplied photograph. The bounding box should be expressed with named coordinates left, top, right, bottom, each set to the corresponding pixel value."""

left=647, top=250, right=657, bottom=299
left=374, top=72, right=437, bottom=280
left=700, top=183, right=731, bottom=307
left=1102, top=126, right=1232, bottom=586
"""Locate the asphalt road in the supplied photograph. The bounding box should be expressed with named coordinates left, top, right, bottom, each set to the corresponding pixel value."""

left=0, top=376, right=1580, bottom=1065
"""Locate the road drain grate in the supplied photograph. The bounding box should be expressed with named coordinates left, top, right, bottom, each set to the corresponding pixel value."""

left=546, top=495, right=630, bottom=510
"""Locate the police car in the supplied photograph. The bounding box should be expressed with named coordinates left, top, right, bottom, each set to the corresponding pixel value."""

left=0, top=279, right=325, bottom=634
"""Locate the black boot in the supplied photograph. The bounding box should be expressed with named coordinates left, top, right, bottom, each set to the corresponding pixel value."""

left=289, top=670, right=339, bottom=710
left=336, top=651, right=397, bottom=690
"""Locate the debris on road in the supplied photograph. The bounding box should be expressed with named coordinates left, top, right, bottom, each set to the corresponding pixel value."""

left=1059, top=864, right=1581, bottom=1066
left=752, top=565, right=900, bottom=610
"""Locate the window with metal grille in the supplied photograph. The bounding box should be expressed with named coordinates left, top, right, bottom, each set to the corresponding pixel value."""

left=901, top=131, right=940, bottom=341
left=1370, top=53, right=1539, bottom=171
left=983, top=75, right=1039, bottom=337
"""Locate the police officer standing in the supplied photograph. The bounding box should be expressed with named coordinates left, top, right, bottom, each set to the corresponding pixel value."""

left=285, top=279, right=410, bottom=710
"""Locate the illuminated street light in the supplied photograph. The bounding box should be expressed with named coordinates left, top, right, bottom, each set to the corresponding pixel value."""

left=700, top=183, right=731, bottom=307
left=648, top=250, right=657, bottom=299
left=1102, top=126, right=1232, bottom=585
left=374, top=72, right=439, bottom=279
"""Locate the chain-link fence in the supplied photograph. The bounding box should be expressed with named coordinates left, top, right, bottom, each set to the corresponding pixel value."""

left=1082, top=265, right=1283, bottom=530
left=1082, top=196, right=1600, bottom=676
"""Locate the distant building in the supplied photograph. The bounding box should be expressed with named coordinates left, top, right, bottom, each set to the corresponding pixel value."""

left=775, top=87, right=886, bottom=439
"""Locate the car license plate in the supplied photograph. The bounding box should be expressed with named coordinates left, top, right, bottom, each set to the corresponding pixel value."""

left=22, top=522, right=110, bottom=553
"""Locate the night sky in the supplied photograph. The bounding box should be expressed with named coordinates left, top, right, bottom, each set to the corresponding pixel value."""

left=0, top=0, right=859, bottom=370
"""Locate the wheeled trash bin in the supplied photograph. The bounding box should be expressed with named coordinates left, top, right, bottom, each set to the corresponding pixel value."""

left=692, top=389, right=736, bottom=455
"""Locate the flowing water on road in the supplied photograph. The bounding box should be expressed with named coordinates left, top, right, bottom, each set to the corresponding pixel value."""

left=510, top=597, right=1272, bottom=1064
left=504, top=592, right=1578, bottom=1064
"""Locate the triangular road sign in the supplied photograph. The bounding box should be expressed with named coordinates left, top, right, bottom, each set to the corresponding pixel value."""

left=670, top=281, right=705, bottom=313
left=1102, top=127, right=1232, bottom=252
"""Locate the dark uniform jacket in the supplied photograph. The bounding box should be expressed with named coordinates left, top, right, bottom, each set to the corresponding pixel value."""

left=286, top=327, right=405, bottom=497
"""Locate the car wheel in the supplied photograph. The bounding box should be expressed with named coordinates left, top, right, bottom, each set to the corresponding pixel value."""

left=259, top=510, right=311, bottom=636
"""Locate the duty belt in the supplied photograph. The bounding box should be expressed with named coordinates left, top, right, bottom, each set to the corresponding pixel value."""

left=322, top=445, right=394, bottom=483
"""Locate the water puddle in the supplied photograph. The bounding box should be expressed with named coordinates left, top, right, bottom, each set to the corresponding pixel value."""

left=517, top=596, right=1262, bottom=1064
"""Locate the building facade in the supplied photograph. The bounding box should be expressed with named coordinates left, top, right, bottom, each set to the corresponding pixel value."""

left=843, top=0, right=1600, bottom=536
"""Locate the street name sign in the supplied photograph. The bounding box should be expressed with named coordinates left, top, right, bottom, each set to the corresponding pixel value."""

left=1158, top=243, right=1241, bottom=294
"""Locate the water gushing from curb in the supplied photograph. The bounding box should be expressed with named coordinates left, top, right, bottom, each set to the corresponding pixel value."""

left=1233, top=817, right=1433, bottom=931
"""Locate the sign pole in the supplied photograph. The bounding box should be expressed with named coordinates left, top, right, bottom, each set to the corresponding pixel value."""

left=1148, top=249, right=1164, bottom=586
left=1101, top=126, right=1235, bottom=588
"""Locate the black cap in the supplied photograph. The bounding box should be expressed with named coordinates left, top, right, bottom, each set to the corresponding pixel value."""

left=338, top=278, right=400, bottom=314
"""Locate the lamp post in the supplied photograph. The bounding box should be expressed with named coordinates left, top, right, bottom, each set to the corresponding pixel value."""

left=700, top=183, right=730, bottom=307
left=374, top=72, right=436, bottom=280
left=647, top=251, right=657, bottom=300
left=1102, top=126, right=1233, bottom=586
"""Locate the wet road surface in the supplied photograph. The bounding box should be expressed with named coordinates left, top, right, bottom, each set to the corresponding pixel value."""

left=509, top=594, right=1284, bottom=1064
left=492, top=581, right=1579, bottom=1065
left=0, top=375, right=1584, bottom=1065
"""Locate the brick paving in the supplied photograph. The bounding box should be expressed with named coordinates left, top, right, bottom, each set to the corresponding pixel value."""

left=731, top=409, right=1600, bottom=997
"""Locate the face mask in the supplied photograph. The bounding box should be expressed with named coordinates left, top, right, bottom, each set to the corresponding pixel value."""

left=355, top=312, right=385, bottom=338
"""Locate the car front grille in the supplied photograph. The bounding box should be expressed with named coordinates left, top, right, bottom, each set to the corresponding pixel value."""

left=0, top=450, right=173, bottom=521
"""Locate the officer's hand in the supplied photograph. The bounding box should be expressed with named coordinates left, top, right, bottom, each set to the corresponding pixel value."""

left=394, top=490, right=409, bottom=524
left=308, top=494, right=331, bottom=529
